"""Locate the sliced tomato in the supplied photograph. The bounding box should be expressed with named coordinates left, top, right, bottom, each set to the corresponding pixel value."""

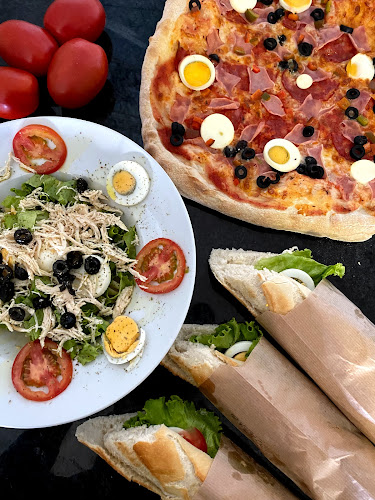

left=134, top=238, right=187, bottom=294
left=11, top=339, right=73, bottom=402
left=179, top=428, right=207, bottom=453
left=13, top=124, right=67, bottom=174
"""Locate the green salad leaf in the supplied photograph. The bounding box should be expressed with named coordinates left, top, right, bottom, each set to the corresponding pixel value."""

left=189, top=318, right=263, bottom=358
left=108, top=224, right=137, bottom=259
left=123, top=395, right=222, bottom=458
left=254, top=249, right=345, bottom=286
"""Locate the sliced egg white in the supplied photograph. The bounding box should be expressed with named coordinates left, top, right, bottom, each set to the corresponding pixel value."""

left=347, top=53, right=375, bottom=81
left=263, top=138, right=301, bottom=173
left=280, top=268, right=315, bottom=290
left=200, top=113, right=235, bottom=149
left=351, top=159, right=375, bottom=184
left=103, top=327, right=146, bottom=365
left=179, top=55, right=216, bottom=91
left=36, top=244, right=61, bottom=273
left=229, top=0, right=257, bottom=13
left=74, top=256, right=112, bottom=298
left=107, top=160, right=150, bottom=207
left=279, top=0, right=312, bottom=14
left=225, top=341, right=253, bottom=359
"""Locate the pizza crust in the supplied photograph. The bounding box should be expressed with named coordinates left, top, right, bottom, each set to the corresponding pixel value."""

left=140, top=0, right=375, bottom=242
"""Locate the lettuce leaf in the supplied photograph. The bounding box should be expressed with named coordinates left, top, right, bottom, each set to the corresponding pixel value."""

left=7, top=174, right=78, bottom=206
left=254, top=249, right=345, bottom=286
left=123, top=395, right=222, bottom=458
left=189, top=318, right=263, bottom=358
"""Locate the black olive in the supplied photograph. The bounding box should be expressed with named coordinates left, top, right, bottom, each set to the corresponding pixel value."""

left=189, top=0, right=201, bottom=10
left=170, top=134, right=184, bottom=147
left=346, top=88, right=360, bottom=100
left=298, top=42, right=313, bottom=57
left=60, top=312, right=77, bottom=329
left=278, top=34, right=287, bottom=46
left=0, top=252, right=3, bottom=264
left=0, top=264, right=13, bottom=281
left=9, top=307, right=25, bottom=322
left=287, top=59, right=299, bottom=73
left=373, top=103, right=375, bottom=114
left=305, top=156, right=317, bottom=166
left=14, top=228, right=32, bottom=245
left=223, top=146, right=237, bottom=158
left=350, top=145, right=365, bottom=160
left=234, top=166, right=248, bottom=179
left=269, top=172, right=281, bottom=184
left=278, top=60, right=289, bottom=70
left=171, top=122, right=185, bottom=136
left=267, top=12, right=277, bottom=24
left=14, top=265, right=28, bottom=281
left=241, top=147, right=256, bottom=160
left=340, top=24, right=354, bottom=34
left=84, top=256, right=101, bottom=275
left=275, top=8, right=285, bottom=19
left=53, top=260, right=70, bottom=277
left=235, top=140, right=248, bottom=152
left=66, top=251, right=83, bottom=270
left=354, top=135, right=368, bottom=146
left=208, top=53, right=220, bottom=64
left=264, top=37, right=277, bottom=51
left=306, top=164, right=324, bottom=179
left=302, top=126, right=315, bottom=138
left=310, top=8, right=324, bottom=21
left=256, top=176, right=271, bottom=189
left=297, top=164, right=306, bottom=174
left=32, top=296, right=51, bottom=310
left=260, top=0, right=273, bottom=4
left=76, top=178, right=88, bottom=193
left=345, top=106, right=359, bottom=120
left=0, top=281, right=14, bottom=303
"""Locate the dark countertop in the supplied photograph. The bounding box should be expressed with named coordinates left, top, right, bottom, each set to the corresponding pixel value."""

left=0, top=1, right=373, bottom=498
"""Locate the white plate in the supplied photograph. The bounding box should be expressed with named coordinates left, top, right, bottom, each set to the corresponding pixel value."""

left=0, top=116, right=196, bottom=429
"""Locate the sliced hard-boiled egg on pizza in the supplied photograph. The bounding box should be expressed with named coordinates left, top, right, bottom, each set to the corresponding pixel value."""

left=200, top=113, right=235, bottom=149
left=350, top=159, right=375, bottom=184
left=279, top=0, right=312, bottom=13
left=225, top=341, right=254, bottom=362
left=280, top=268, right=315, bottom=290
left=347, top=54, right=375, bottom=81
left=102, top=315, right=145, bottom=365
left=107, top=160, right=150, bottom=206
left=263, top=138, right=301, bottom=173
left=229, top=0, right=257, bottom=13
left=74, top=256, right=112, bottom=298
left=179, top=55, right=216, bottom=91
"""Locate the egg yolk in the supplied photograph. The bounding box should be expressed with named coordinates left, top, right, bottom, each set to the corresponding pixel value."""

left=113, top=170, right=136, bottom=195
left=184, top=61, right=211, bottom=88
left=346, top=61, right=358, bottom=77
left=233, top=352, right=247, bottom=362
left=285, top=0, right=309, bottom=7
left=268, top=146, right=290, bottom=164
left=104, top=316, right=139, bottom=356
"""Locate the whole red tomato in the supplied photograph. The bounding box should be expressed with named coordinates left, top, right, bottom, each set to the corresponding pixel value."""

left=44, top=0, right=106, bottom=44
left=0, top=20, right=58, bottom=76
left=47, top=38, right=108, bottom=108
left=0, top=67, right=39, bottom=119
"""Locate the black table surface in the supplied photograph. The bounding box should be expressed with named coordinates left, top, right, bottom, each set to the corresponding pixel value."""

left=0, top=1, right=373, bottom=498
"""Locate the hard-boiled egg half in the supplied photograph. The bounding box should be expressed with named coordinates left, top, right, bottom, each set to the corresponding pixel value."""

left=179, top=55, right=216, bottom=91
left=350, top=159, right=375, bottom=184
left=263, top=139, right=301, bottom=173
left=229, top=0, right=256, bottom=13
left=279, top=0, right=312, bottom=13
left=102, top=315, right=145, bottom=369
left=280, top=268, right=315, bottom=290
left=346, top=54, right=375, bottom=81
left=73, top=256, right=112, bottom=298
left=225, top=341, right=254, bottom=362
left=200, top=113, right=235, bottom=149
left=107, top=160, right=150, bottom=206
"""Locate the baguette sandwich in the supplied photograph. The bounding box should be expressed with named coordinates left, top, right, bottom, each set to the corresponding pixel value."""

left=208, top=247, right=375, bottom=446
left=75, top=395, right=297, bottom=500
left=162, top=320, right=375, bottom=499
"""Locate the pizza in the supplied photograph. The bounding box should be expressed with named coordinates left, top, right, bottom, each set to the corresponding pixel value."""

left=140, top=0, right=375, bottom=241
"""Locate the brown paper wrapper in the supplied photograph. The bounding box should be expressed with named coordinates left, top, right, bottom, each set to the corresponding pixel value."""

left=199, top=338, right=375, bottom=500
left=258, top=280, right=375, bottom=446
left=193, top=435, right=296, bottom=500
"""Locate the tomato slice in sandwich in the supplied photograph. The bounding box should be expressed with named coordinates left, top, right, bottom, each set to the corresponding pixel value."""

left=11, top=339, right=73, bottom=401
left=179, top=428, right=208, bottom=453
left=13, top=124, right=67, bottom=174
left=134, top=238, right=187, bottom=294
